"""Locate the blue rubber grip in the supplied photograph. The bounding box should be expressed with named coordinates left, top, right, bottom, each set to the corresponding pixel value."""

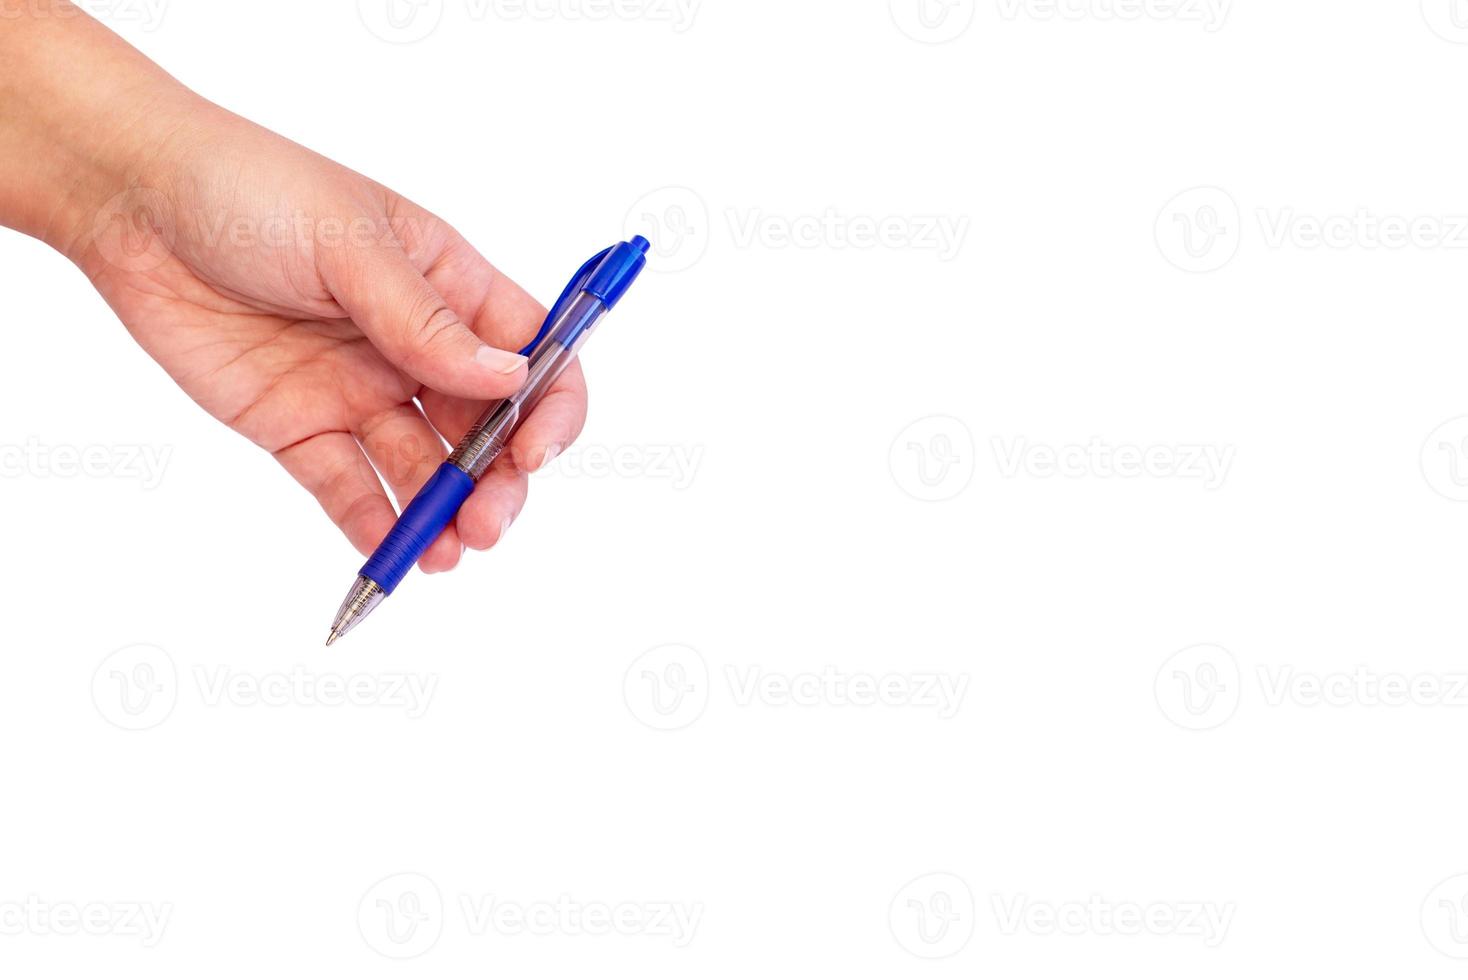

left=360, top=462, right=475, bottom=594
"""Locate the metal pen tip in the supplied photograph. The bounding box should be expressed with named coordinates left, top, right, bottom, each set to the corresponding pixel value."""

left=327, top=575, right=387, bottom=648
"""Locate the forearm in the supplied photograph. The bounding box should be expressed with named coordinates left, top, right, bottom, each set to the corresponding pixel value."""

left=0, top=2, right=200, bottom=255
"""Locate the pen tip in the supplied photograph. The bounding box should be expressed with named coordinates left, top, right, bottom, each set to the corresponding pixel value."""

left=326, top=631, right=340, bottom=648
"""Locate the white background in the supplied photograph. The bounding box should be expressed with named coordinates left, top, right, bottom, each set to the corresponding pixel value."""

left=3, top=0, right=1468, bottom=975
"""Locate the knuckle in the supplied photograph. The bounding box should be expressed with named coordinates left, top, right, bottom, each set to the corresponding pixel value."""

left=401, top=301, right=464, bottom=371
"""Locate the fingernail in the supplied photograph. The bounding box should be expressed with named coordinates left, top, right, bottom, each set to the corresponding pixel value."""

left=498, top=514, right=513, bottom=543
left=476, top=345, right=527, bottom=375
left=537, top=443, right=563, bottom=471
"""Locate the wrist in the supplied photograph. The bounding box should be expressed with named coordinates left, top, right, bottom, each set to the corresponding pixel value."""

left=0, top=4, right=202, bottom=262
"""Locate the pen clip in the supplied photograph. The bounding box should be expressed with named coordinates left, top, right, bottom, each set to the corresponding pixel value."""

left=517, top=236, right=650, bottom=357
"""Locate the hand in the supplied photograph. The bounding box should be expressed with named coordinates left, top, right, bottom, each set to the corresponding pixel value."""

left=4, top=10, right=586, bottom=574
left=82, top=109, right=584, bottom=573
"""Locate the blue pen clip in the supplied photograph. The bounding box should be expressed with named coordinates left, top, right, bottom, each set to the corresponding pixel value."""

left=519, top=235, right=651, bottom=356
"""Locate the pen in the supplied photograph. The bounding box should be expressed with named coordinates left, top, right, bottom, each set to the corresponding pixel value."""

left=325, top=235, right=651, bottom=645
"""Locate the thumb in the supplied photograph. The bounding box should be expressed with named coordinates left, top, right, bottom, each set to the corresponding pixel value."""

left=322, top=243, right=527, bottom=400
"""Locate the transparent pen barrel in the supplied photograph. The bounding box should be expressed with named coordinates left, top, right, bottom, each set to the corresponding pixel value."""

left=448, top=291, right=608, bottom=479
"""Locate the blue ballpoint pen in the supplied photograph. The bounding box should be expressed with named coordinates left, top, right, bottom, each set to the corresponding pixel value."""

left=325, top=235, right=651, bottom=645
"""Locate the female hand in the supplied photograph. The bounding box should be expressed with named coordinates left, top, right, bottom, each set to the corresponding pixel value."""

left=3, top=5, right=586, bottom=573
